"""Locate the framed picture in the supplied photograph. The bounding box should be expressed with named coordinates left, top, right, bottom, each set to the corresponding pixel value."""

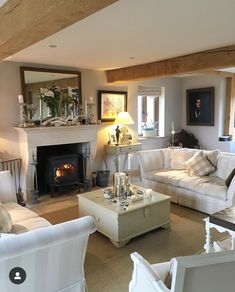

left=186, top=87, right=214, bottom=126
left=98, top=90, right=127, bottom=122
left=109, top=133, right=116, bottom=145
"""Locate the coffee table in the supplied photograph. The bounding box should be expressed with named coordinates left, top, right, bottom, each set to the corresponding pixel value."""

left=78, top=189, right=170, bottom=247
left=204, top=206, right=235, bottom=253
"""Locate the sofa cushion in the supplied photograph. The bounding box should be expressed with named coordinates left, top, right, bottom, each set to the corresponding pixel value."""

left=170, top=149, right=197, bottom=169
left=146, top=169, right=188, bottom=187
left=178, top=175, right=227, bottom=200
left=0, top=205, right=12, bottom=233
left=203, top=149, right=220, bottom=167
left=216, top=154, right=235, bottom=180
left=184, top=151, right=215, bottom=176
left=3, top=202, right=38, bottom=224
left=11, top=217, right=51, bottom=234
left=147, top=169, right=227, bottom=201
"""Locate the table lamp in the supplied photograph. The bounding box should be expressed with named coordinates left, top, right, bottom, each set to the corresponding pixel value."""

left=114, top=112, right=134, bottom=146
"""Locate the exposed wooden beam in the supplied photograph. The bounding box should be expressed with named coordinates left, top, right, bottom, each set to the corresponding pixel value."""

left=197, top=70, right=235, bottom=78
left=106, top=45, right=235, bottom=83
left=0, top=0, right=118, bottom=60
left=224, top=76, right=235, bottom=136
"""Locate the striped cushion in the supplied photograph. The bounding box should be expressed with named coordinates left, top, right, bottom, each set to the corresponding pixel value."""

left=185, top=151, right=215, bottom=176
left=0, top=205, right=12, bottom=233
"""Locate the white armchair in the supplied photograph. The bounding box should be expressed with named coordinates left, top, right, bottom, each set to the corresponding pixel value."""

left=129, top=250, right=235, bottom=292
left=0, top=215, right=96, bottom=292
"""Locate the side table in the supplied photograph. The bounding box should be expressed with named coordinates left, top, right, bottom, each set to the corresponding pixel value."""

left=204, top=206, right=235, bottom=253
left=104, top=143, right=142, bottom=172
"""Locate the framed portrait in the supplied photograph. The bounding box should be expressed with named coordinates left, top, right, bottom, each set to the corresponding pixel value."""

left=186, top=87, right=214, bottom=126
left=98, top=90, right=127, bottom=122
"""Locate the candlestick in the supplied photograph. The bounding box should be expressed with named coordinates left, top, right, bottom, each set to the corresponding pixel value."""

left=171, top=121, right=175, bottom=133
left=39, top=98, right=43, bottom=123
left=84, top=100, right=88, bottom=115
left=128, top=152, right=131, bottom=171
left=18, top=94, right=24, bottom=104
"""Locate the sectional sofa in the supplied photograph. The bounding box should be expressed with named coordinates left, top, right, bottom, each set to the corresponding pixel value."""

left=137, top=148, right=235, bottom=214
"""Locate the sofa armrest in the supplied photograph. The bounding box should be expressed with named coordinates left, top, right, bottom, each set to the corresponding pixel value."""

left=226, top=175, right=235, bottom=205
left=137, top=149, right=164, bottom=179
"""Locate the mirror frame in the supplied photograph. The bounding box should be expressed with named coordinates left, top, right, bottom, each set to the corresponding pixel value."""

left=20, top=66, right=82, bottom=105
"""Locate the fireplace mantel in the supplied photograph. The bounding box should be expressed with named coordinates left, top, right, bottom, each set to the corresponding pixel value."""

left=15, top=125, right=100, bottom=201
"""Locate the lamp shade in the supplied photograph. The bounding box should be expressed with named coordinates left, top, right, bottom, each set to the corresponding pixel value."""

left=114, top=112, right=134, bottom=125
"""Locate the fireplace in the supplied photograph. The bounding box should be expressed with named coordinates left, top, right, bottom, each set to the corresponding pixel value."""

left=37, top=143, right=87, bottom=195
left=15, top=125, right=100, bottom=201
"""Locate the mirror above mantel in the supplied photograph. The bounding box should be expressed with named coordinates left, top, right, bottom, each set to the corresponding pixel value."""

left=20, top=66, right=82, bottom=121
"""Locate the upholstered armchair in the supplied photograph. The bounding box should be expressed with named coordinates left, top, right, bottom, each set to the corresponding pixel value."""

left=129, top=250, right=235, bottom=292
left=0, top=215, right=96, bottom=292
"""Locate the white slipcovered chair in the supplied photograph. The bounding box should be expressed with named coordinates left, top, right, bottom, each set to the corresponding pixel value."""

left=129, top=250, right=235, bottom=292
left=0, top=215, right=96, bottom=292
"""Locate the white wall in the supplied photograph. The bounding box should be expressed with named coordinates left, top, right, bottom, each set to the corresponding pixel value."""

left=0, top=61, right=182, bottom=175
left=182, top=76, right=227, bottom=150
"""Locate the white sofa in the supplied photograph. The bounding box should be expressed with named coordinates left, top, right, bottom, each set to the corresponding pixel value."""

left=0, top=170, right=51, bottom=234
left=0, top=170, right=97, bottom=291
left=0, top=215, right=96, bottom=292
left=137, top=148, right=235, bottom=214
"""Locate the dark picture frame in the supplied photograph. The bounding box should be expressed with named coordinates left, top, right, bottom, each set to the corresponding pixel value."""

left=186, top=87, right=214, bottom=126
left=98, top=90, right=127, bottom=122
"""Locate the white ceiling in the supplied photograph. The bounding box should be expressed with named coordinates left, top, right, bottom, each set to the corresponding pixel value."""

left=6, top=0, right=235, bottom=71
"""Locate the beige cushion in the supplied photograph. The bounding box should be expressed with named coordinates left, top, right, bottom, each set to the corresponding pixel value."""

left=203, top=149, right=220, bottom=167
left=0, top=205, right=12, bottom=233
left=2, top=202, right=38, bottom=224
left=184, top=151, right=215, bottom=176
left=11, top=217, right=51, bottom=234
left=170, top=149, right=197, bottom=169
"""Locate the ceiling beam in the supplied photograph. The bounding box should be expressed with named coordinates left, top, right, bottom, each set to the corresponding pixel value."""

left=106, top=45, right=235, bottom=83
left=0, top=0, right=118, bottom=61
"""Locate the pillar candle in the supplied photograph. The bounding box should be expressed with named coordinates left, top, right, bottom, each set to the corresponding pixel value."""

left=18, top=94, right=24, bottom=104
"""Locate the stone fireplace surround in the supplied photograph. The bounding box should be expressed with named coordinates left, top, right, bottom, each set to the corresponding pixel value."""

left=15, top=125, right=100, bottom=202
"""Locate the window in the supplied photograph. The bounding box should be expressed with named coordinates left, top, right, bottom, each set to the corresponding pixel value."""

left=138, top=86, right=165, bottom=136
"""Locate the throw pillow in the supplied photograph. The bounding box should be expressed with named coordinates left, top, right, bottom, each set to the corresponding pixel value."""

left=225, top=168, right=235, bottom=187
left=184, top=151, right=215, bottom=176
left=203, top=149, right=220, bottom=167
left=0, top=205, right=12, bottom=233
left=170, top=149, right=196, bottom=169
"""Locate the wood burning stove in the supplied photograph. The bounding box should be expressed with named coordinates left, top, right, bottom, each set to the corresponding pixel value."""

left=37, top=143, right=88, bottom=195
left=46, top=154, right=84, bottom=194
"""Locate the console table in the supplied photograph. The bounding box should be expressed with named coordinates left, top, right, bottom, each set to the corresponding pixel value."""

left=104, top=143, right=142, bottom=172
left=204, top=206, right=235, bottom=253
